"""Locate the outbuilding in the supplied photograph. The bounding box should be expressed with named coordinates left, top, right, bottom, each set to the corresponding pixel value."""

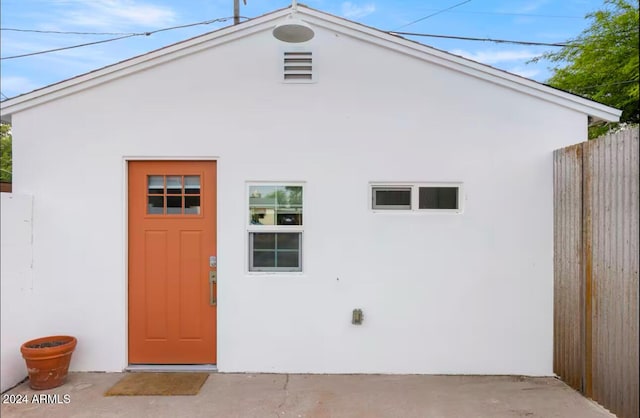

left=0, top=4, right=621, bottom=390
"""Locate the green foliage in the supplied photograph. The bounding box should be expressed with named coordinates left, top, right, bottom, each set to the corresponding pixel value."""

left=535, top=0, right=639, bottom=138
left=0, top=123, right=11, bottom=182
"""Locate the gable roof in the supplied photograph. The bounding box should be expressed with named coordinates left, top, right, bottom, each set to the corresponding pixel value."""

left=0, top=5, right=622, bottom=123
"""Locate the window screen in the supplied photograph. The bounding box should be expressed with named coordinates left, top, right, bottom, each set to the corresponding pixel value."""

left=418, top=187, right=459, bottom=209
left=372, top=187, right=412, bottom=209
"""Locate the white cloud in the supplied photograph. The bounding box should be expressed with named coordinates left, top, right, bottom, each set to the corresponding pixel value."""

left=56, top=0, right=177, bottom=29
left=341, top=2, right=376, bottom=19
left=1, top=76, right=41, bottom=97
left=449, top=49, right=539, bottom=64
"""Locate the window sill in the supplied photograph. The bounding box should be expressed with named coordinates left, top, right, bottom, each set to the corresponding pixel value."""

left=245, top=272, right=306, bottom=277
left=371, top=209, right=463, bottom=215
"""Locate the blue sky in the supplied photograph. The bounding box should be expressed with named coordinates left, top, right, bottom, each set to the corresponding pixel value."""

left=1, top=0, right=607, bottom=99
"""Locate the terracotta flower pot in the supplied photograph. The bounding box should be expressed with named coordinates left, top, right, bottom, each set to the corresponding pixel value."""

left=20, top=335, right=77, bottom=390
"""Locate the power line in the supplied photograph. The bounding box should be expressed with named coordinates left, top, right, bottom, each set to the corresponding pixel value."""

left=2, top=15, right=630, bottom=62
left=389, top=31, right=570, bottom=47
left=390, top=29, right=637, bottom=47
left=0, top=9, right=587, bottom=38
left=396, top=0, right=472, bottom=30
left=139, top=16, right=247, bottom=36
left=0, top=9, right=588, bottom=38
left=1, top=28, right=137, bottom=36
left=0, top=16, right=249, bottom=61
left=2, top=34, right=139, bottom=60
left=409, top=10, right=584, bottom=19
left=0, top=92, right=8, bottom=100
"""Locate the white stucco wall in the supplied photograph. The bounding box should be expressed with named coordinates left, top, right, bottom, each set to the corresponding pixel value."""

left=0, top=193, right=37, bottom=392
left=6, top=21, right=590, bottom=380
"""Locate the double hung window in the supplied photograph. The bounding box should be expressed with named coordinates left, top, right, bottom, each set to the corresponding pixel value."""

left=248, top=184, right=304, bottom=272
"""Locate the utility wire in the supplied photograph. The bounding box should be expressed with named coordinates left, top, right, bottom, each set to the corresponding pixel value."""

left=395, top=0, right=472, bottom=30
left=0, top=92, right=8, bottom=100
left=389, top=31, right=570, bottom=47
left=139, top=16, right=246, bottom=35
left=0, top=9, right=586, bottom=37
left=1, top=28, right=138, bottom=36
left=2, top=34, right=139, bottom=60
left=392, top=29, right=637, bottom=46
left=2, top=14, right=630, bottom=60
left=2, top=28, right=578, bottom=61
left=1, top=16, right=249, bottom=60
left=410, top=10, right=583, bottom=19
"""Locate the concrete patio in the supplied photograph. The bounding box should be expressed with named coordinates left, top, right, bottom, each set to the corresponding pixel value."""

left=1, top=372, right=614, bottom=418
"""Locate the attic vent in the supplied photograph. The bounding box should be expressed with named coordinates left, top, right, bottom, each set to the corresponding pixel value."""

left=284, top=51, right=312, bottom=81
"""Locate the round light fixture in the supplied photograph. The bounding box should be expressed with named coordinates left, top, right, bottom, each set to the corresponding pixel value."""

left=272, top=16, right=314, bottom=43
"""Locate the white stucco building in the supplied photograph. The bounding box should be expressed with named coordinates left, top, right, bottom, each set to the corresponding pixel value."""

left=0, top=5, right=621, bottom=391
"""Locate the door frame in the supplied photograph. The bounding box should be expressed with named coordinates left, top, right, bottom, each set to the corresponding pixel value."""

left=122, top=156, right=220, bottom=367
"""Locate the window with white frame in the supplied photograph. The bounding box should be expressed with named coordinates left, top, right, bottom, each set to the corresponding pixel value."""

left=248, top=183, right=303, bottom=272
left=371, top=183, right=463, bottom=212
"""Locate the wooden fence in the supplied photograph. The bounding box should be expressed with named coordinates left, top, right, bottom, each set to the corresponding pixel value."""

left=554, top=128, right=639, bottom=418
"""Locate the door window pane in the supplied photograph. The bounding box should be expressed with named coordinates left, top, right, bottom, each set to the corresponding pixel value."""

left=148, top=176, right=164, bottom=194
left=184, top=176, right=200, bottom=194
left=166, top=176, right=182, bottom=194
left=148, top=196, right=164, bottom=214
left=166, top=196, right=182, bottom=214
left=184, top=196, right=200, bottom=214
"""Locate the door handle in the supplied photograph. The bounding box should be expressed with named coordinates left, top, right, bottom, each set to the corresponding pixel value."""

left=209, top=271, right=217, bottom=306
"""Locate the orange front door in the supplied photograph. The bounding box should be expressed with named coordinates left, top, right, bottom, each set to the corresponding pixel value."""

left=128, top=161, right=217, bottom=364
